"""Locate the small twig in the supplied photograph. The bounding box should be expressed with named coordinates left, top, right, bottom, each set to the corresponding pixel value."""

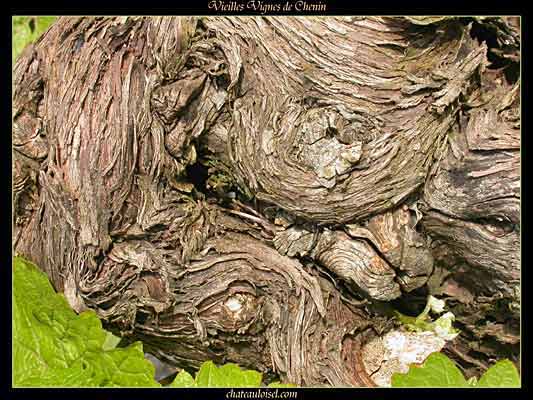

left=231, top=199, right=262, bottom=218
left=225, top=209, right=276, bottom=235
left=227, top=204, right=277, bottom=236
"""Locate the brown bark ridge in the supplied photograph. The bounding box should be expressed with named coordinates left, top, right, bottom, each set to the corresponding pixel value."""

left=13, top=16, right=520, bottom=386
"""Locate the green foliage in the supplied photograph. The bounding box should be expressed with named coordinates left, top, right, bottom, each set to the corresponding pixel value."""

left=197, top=362, right=262, bottom=387
left=477, top=359, right=521, bottom=388
left=13, top=256, right=295, bottom=388
left=391, top=353, right=469, bottom=387
left=13, top=257, right=159, bottom=387
left=169, top=361, right=295, bottom=388
left=12, top=16, right=56, bottom=63
left=391, top=352, right=520, bottom=388
left=392, top=296, right=519, bottom=387
left=170, top=361, right=260, bottom=388
left=168, top=369, right=196, bottom=388
left=394, top=295, right=459, bottom=340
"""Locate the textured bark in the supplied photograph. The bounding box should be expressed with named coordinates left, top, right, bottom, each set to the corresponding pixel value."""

left=13, top=16, right=520, bottom=386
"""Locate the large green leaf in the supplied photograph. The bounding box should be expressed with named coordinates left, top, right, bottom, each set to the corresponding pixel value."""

left=391, top=352, right=469, bottom=388
left=168, top=370, right=196, bottom=388
left=392, top=352, right=521, bottom=388
left=199, top=362, right=262, bottom=387
left=478, top=360, right=520, bottom=388
left=12, top=257, right=159, bottom=387
left=168, top=361, right=295, bottom=388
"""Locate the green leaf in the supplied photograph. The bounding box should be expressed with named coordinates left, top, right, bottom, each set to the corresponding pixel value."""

left=220, top=363, right=263, bottom=387
left=102, top=331, right=122, bottom=351
left=478, top=360, right=520, bottom=388
left=432, top=312, right=459, bottom=340
left=426, top=295, right=446, bottom=314
left=391, top=350, right=520, bottom=388
left=12, top=257, right=159, bottom=387
left=391, top=352, right=469, bottom=388
left=467, top=376, right=478, bottom=386
left=167, top=361, right=291, bottom=388
left=195, top=361, right=262, bottom=388
left=168, top=370, right=196, bottom=388
left=194, top=361, right=219, bottom=387
left=393, top=310, right=432, bottom=332
left=12, top=16, right=56, bottom=63
left=394, top=296, right=459, bottom=340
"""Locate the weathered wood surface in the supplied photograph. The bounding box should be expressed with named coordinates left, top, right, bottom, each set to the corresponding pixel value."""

left=13, top=16, right=520, bottom=385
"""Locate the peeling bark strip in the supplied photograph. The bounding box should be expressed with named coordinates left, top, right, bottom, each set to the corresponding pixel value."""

left=13, top=16, right=520, bottom=386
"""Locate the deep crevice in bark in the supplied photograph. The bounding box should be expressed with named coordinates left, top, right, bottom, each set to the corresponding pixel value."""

left=469, top=18, right=520, bottom=83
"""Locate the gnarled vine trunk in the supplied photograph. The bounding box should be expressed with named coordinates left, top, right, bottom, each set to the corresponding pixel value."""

left=12, top=15, right=520, bottom=386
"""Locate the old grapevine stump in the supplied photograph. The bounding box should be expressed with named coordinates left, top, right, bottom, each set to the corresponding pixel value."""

left=13, top=16, right=520, bottom=385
